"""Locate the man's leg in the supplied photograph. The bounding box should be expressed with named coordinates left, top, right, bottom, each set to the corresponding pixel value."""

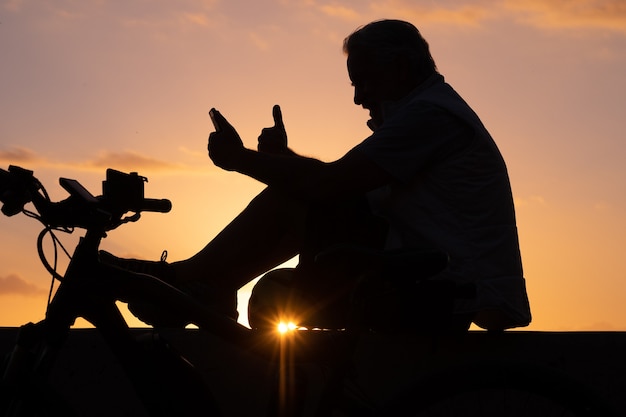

left=104, top=187, right=307, bottom=323
left=249, top=196, right=390, bottom=329
left=173, top=187, right=306, bottom=292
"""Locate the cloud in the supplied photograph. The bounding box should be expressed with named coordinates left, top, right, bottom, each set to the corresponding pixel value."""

left=3, top=0, right=24, bottom=12
left=4, top=0, right=222, bottom=37
left=180, top=12, right=210, bottom=27
left=504, top=0, right=626, bottom=32
left=318, top=4, right=360, bottom=21
left=8, top=0, right=626, bottom=34
left=0, top=147, right=211, bottom=175
left=120, top=10, right=219, bottom=34
left=178, top=146, right=207, bottom=159
left=370, top=1, right=496, bottom=28
left=249, top=32, right=271, bottom=51
left=0, top=147, right=42, bottom=164
left=329, top=0, right=626, bottom=32
left=0, top=274, right=47, bottom=296
left=514, top=195, right=547, bottom=207
left=87, top=150, right=182, bottom=172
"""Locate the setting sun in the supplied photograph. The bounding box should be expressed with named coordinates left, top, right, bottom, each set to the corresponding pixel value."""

left=277, top=321, right=298, bottom=334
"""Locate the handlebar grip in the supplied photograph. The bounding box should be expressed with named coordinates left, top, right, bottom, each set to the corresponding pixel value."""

left=139, top=198, right=172, bottom=213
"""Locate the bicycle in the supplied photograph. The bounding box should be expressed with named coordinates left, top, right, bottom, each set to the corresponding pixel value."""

left=0, top=165, right=619, bottom=416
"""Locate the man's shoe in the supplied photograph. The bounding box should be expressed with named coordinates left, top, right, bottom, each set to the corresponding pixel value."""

left=99, top=250, right=176, bottom=283
left=99, top=250, right=238, bottom=326
left=100, top=250, right=189, bottom=327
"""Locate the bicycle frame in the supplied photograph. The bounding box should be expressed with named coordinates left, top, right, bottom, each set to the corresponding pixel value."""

left=1, top=167, right=222, bottom=414
left=0, top=166, right=356, bottom=417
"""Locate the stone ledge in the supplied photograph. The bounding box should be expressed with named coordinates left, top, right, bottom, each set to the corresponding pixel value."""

left=1, top=328, right=624, bottom=416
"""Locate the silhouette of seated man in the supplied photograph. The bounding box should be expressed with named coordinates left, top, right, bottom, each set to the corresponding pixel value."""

left=102, top=19, right=531, bottom=333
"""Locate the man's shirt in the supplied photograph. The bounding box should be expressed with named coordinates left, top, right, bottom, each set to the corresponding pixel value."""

left=354, top=74, right=531, bottom=330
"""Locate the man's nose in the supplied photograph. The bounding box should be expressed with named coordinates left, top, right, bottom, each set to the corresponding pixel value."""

left=353, top=86, right=364, bottom=106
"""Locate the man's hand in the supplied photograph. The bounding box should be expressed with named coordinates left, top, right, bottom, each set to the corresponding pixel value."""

left=208, top=109, right=245, bottom=171
left=258, top=105, right=290, bottom=155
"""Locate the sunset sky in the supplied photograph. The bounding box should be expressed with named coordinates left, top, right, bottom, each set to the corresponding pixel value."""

left=1, top=0, right=625, bottom=331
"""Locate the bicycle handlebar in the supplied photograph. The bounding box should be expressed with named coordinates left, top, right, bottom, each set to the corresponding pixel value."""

left=0, top=165, right=171, bottom=230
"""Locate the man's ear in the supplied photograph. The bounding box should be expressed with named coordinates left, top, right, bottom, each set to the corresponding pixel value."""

left=390, top=54, right=408, bottom=78
left=393, top=55, right=415, bottom=86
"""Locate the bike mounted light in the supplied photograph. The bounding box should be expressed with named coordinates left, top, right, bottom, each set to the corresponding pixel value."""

left=102, top=169, right=171, bottom=214
left=0, top=166, right=37, bottom=217
left=102, top=169, right=148, bottom=212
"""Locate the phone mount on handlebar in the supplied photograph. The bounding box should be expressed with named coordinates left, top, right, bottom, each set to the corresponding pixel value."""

left=59, top=178, right=99, bottom=204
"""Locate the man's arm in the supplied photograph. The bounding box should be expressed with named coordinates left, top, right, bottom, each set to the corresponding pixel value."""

left=208, top=109, right=392, bottom=202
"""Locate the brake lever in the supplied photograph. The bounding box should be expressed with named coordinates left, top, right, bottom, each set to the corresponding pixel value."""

left=115, top=212, right=141, bottom=227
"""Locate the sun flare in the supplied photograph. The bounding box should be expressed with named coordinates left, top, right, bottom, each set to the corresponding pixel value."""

left=277, top=321, right=298, bottom=334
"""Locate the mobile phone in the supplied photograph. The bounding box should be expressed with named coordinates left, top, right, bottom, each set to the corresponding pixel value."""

left=209, top=108, right=221, bottom=132
left=59, top=177, right=99, bottom=203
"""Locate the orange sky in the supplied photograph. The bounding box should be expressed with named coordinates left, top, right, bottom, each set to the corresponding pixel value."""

left=1, top=0, right=625, bottom=330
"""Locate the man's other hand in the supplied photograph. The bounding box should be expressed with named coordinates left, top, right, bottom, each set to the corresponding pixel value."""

left=258, top=105, right=289, bottom=154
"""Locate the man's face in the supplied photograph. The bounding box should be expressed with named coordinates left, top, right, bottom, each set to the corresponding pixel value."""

left=347, top=51, right=410, bottom=129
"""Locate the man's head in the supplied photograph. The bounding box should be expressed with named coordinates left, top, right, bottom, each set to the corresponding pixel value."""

left=343, top=20, right=438, bottom=129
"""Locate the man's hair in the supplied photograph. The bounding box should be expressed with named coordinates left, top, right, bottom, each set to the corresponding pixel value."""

left=343, top=19, right=438, bottom=80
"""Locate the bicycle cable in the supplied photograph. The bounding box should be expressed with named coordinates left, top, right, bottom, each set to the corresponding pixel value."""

left=19, top=179, right=76, bottom=312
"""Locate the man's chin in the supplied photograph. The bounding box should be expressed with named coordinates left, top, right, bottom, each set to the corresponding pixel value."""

left=367, top=113, right=384, bottom=130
